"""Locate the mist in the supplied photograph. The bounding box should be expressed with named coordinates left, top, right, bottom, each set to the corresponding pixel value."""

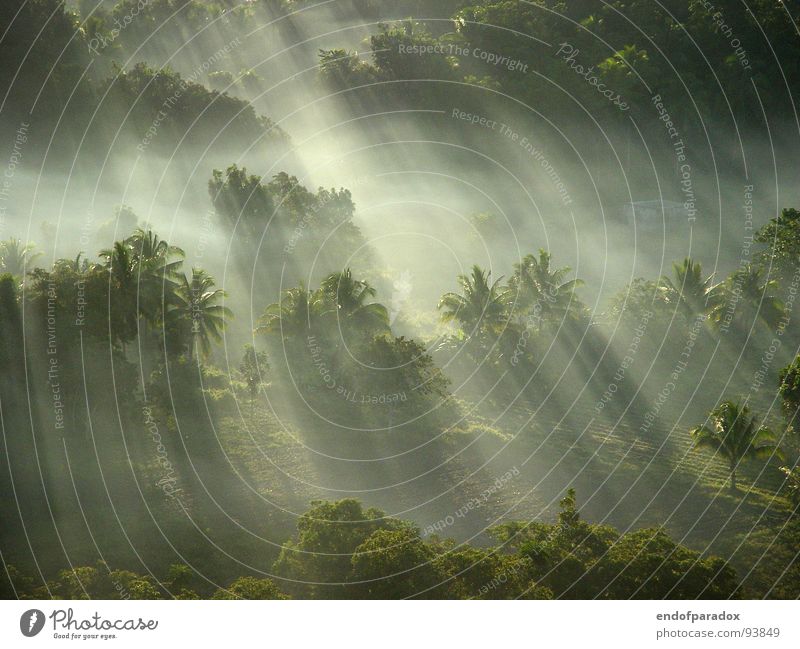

left=1, top=0, right=800, bottom=602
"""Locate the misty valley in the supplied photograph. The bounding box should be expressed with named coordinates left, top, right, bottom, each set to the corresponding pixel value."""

left=1, top=0, right=800, bottom=602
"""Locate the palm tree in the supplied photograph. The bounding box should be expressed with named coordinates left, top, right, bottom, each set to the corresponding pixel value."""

left=53, top=253, right=92, bottom=274
left=126, top=227, right=184, bottom=298
left=130, top=225, right=183, bottom=267
left=438, top=265, right=509, bottom=341
left=257, top=285, right=322, bottom=340
left=710, top=265, right=784, bottom=333
left=126, top=228, right=184, bottom=268
left=173, top=269, right=232, bottom=360
left=660, top=257, right=719, bottom=319
left=102, top=231, right=185, bottom=331
left=0, top=238, right=41, bottom=277
left=100, top=241, right=138, bottom=346
left=507, top=250, right=584, bottom=328
left=319, top=268, right=389, bottom=335
left=690, top=400, right=781, bottom=492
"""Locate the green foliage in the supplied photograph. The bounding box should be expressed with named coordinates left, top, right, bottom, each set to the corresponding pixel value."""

left=433, top=544, right=550, bottom=599
left=606, top=277, right=673, bottom=325
left=600, top=528, right=739, bottom=599
left=258, top=270, right=448, bottom=422
left=358, top=335, right=450, bottom=399
left=6, top=561, right=290, bottom=600
left=351, top=527, right=445, bottom=598
left=319, top=49, right=377, bottom=88
left=370, top=22, right=457, bottom=82
left=208, top=166, right=364, bottom=283
left=492, top=488, right=739, bottom=598
left=271, top=493, right=740, bottom=599
left=0, top=1, right=286, bottom=161
left=23, top=222, right=232, bottom=364
left=104, top=63, right=284, bottom=152
left=28, top=563, right=164, bottom=600
left=314, top=0, right=800, bottom=132
left=493, top=488, right=619, bottom=598
left=273, top=498, right=552, bottom=599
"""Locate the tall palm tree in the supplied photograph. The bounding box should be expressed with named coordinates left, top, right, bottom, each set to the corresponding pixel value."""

left=173, top=269, right=232, bottom=360
left=507, top=250, right=584, bottom=328
left=438, top=265, right=509, bottom=341
left=660, top=257, right=719, bottom=319
left=319, top=268, right=389, bottom=334
left=0, top=238, right=41, bottom=277
left=710, top=264, right=784, bottom=333
left=690, top=400, right=781, bottom=492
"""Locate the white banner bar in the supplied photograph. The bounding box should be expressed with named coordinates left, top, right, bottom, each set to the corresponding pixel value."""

left=1, top=600, right=796, bottom=648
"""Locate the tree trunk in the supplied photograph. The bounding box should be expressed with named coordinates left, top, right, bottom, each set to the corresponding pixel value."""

left=730, top=465, right=738, bottom=493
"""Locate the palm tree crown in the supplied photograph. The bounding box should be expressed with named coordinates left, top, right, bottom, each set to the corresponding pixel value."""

left=660, top=257, right=719, bottom=319
left=438, top=264, right=509, bottom=340
left=507, top=250, right=584, bottom=328
left=320, top=268, right=389, bottom=334
left=710, top=264, right=784, bottom=333
left=257, top=285, right=322, bottom=339
left=0, top=238, right=41, bottom=277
